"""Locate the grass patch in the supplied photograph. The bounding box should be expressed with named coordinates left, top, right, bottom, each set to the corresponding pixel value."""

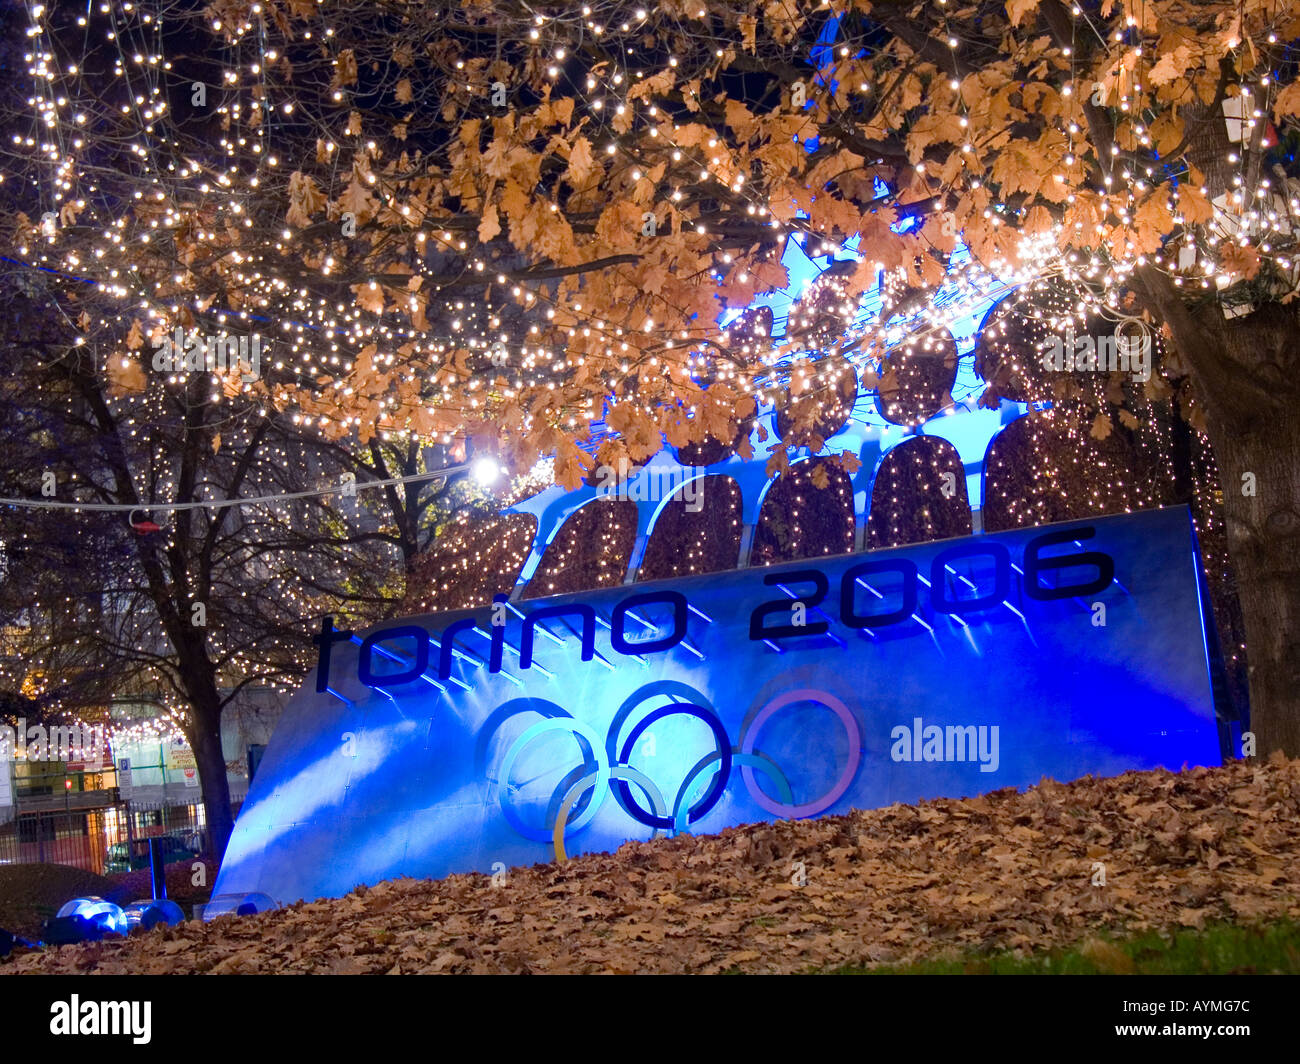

left=827, top=920, right=1300, bottom=975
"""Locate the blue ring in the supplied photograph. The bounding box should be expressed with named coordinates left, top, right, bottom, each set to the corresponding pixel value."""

left=498, top=717, right=610, bottom=842
left=605, top=681, right=716, bottom=767
left=672, top=750, right=793, bottom=835
left=614, top=704, right=731, bottom=830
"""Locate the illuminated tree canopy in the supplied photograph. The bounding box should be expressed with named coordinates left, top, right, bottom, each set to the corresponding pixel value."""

left=7, top=0, right=1300, bottom=766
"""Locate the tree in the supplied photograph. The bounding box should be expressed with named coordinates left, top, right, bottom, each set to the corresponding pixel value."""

left=0, top=270, right=417, bottom=858
left=8, top=0, right=1300, bottom=753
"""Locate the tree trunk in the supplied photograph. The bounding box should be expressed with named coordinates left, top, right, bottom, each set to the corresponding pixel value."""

left=174, top=637, right=234, bottom=862
left=1202, top=396, right=1300, bottom=758
left=188, top=691, right=234, bottom=863
left=1133, top=270, right=1300, bottom=757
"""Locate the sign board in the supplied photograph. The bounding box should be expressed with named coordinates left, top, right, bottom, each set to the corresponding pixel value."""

left=116, top=757, right=133, bottom=798
left=214, top=507, right=1227, bottom=906
left=163, top=740, right=196, bottom=772
left=184, top=767, right=199, bottom=788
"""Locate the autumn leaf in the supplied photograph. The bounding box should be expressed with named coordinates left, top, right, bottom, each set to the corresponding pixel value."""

left=334, top=49, right=358, bottom=88
left=553, top=438, right=593, bottom=490
left=1090, top=411, right=1113, bottom=441
left=739, top=14, right=757, bottom=53
left=764, top=0, right=803, bottom=44
left=749, top=260, right=790, bottom=292
left=355, top=283, right=386, bottom=315
left=594, top=201, right=643, bottom=248
left=833, top=451, right=863, bottom=475
left=1274, top=80, right=1300, bottom=120
left=641, top=263, right=669, bottom=295
left=458, top=118, right=481, bottom=152
left=125, top=318, right=144, bottom=351
left=478, top=204, right=502, bottom=243
left=30, top=0, right=1300, bottom=521
left=906, top=113, right=966, bottom=162
left=725, top=99, right=756, bottom=139
left=627, top=68, right=675, bottom=104
left=500, top=179, right=529, bottom=227
left=107, top=355, right=145, bottom=393
left=534, top=210, right=577, bottom=263
left=338, top=161, right=377, bottom=222
left=409, top=292, right=429, bottom=332
left=1022, top=205, right=1054, bottom=237
left=1178, top=187, right=1215, bottom=226
left=537, top=96, right=575, bottom=128
left=1149, top=45, right=1194, bottom=86
left=1220, top=243, right=1262, bottom=281
left=565, top=135, right=595, bottom=186
left=286, top=171, right=326, bottom=228
left=1132, top=194, right=1175, bottom=253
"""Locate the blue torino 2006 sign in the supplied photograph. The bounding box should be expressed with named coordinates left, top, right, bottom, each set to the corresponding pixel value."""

left=214, top=507, right=1225, bottom=905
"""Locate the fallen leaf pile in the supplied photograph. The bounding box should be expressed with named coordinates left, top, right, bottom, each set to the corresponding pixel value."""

left=5, top=756, right=1299, bottom=974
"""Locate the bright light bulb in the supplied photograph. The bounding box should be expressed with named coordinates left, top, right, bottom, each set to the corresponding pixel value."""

left=472, top=458, right=502, bottom=486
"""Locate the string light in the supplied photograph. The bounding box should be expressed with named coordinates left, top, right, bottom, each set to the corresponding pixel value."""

left=1, top=0, right=1261, bottom=745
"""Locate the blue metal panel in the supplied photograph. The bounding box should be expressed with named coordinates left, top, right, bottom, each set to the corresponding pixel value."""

left=215, top=507, right=1222, bottom=905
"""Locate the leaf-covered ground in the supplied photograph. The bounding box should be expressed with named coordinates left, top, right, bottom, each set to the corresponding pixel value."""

left=4, top=756, right=1298, bottom=974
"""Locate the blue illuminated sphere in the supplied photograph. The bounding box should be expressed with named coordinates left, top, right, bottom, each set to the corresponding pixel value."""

left=55, top=896, right=128, bottom=936
left=123, top=898, right=186, bottom=931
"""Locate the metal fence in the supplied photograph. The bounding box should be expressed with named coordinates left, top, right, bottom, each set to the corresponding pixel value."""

left=0, top=794, right=237, bottom=875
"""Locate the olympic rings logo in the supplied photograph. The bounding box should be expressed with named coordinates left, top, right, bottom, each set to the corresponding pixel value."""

left=481, top=682, right=863, bottom=861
